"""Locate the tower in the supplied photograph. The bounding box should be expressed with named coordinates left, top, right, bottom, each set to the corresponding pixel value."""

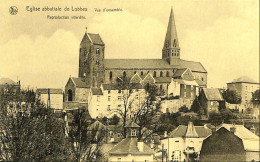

left=162, top=7, right=180, bottom=66
left=79, top=27, right=105, bottom=87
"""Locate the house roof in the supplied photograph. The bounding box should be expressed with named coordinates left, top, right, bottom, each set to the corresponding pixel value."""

left=172, top=79, right=198, bottom=86
left=202, top=88, right=223, bottom=101
left=185, top=122, right=199, bottom=137
left=126, top=122, right=140, bottom=128
left=173, top=68, right=187, bottom=78
left=0, top=78, right=18, bottom=85
left=195, top=79, right=207, bottom=86
left=88, top=33, right=105, bottom=45
left=71, top=77, right=90, bottom=88
left=217, top=124, right=260, bottom=151
left=228, top=76, right=258, bottom=84
left=102, top=83, right=143, bottom=90
left=36, top=88, right=63, bottom=94
left=104, top=59, right=207, bottom=73
left=154, top=77, right=172, bottom=83
left=91, top=88, right=103, bottom=95
left=168, top=125, right=211, bottom=138
left=108, top=137, right=153, bottom=155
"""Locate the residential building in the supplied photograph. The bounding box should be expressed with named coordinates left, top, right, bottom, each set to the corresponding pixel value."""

left=200, top=124, right=260, bottom=162
left=0, top=78, right=20, bottom=101
left=160, top=122, right=211, bottom=161
left=36, top=88, right=63, bottom=110
left=88, top=83, right=146, bottom=118
left=198, top=88, right=224, bottom=117
left=108, top=122, right=154, bottom=162
left=227, top=76, right=259, bottom=104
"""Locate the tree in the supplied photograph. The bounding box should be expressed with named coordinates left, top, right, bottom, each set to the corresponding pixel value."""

left=222, top=89, right=241, bottom=104
left=109, top=114, right=120, bottom=125
left=190, top=96, right=202, bottom=113
left=208, top=109, right=237, bottom=126
left=179, top=105, right=189, bottom=113
left=68, top=109, right=106, bottom=162
left=252, top=89, right=260, bottom=102
left=0, top=90, right=73, bottom=161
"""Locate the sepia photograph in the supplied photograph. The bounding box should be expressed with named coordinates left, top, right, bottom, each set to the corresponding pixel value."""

left=0, top=0, right=259, bottom=161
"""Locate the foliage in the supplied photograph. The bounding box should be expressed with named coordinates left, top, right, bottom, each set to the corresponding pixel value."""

left=190, top=97, right=202, bottom=113
left=109, top=114, right=120, bottom=125
left=222, top=89, right=241, bottom=104
left=0, top=93, right=73, bottom=161
left=179, top=105, right=189, bottom=113
left=252, top=89, right=260, bottom=101
left=68, top=109, right=106, bottom=162
left=208, top=109, right=237, bottom=126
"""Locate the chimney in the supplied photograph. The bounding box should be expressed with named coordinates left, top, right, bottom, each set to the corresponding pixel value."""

left=230, top=126, right=236, bottom=133
left=164, top=131, right=168, bottom=137
left=137, top=141, right=144, bottom=152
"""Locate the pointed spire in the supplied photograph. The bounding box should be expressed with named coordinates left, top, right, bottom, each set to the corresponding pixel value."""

left=163, top=7, right=179, bottom=49
left=185, top=122, right=199, bottom=137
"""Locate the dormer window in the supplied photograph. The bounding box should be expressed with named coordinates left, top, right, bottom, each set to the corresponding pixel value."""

left=96, top=48, right=100, bottom=55
left=131, top=130, right=136, bottom=136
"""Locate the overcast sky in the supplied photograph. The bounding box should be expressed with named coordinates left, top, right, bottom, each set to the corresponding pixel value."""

left=0, top=0, right=259, bottom=89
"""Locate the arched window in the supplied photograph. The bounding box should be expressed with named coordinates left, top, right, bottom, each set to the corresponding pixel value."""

left=134, top=71, right=136, bottom=74
left=202, top=77, right=204, bottom=81
left=96, top=48, right=100, bottom=55
left=160, top=71, right=163, bottom=77
left=96, top=60, right=100, bottom=66
left=153, top=71, right=156, bottom=77
left=166, top=71, right=169, bottom=77
left=141, top=71, right=144, bottom=75
left=68, top=89, right=73, bottom=101
left=110, top=71, right=113, bottom=80
left=123, top=71, right=126, bottom=78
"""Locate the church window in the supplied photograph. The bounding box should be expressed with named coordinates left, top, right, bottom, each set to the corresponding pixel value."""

left=123, top=71, right=126, bottom=78
left=108, top=96, right=111, bottom=101
left=201, top=77, right=204, bottom=81
left=141, top=71, right=144, bottom=75
left=68, top=89, right=73, bottom=101
left=96, top=60, right=100, bottom=66
left=173, top=39, right=176, bottom=47
left=160, top=71, right=163, bottom=77
left=96, top=48, right=100, bottom=55
left=134, top=71, right=136, bottom=74
left=153, top=71, right=156, bottom=77
left=110, top=72, right=113, bottom=79
left=166, top=71, right=169, bottom=77
left=107, top=105, right=111, bottom=111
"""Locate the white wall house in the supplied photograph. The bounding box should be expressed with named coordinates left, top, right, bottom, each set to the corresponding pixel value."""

left=36, top=88, right=63, bottom=110
left=88, top=83, right=146, bottom=119
left=160, top=122, right=211, bottom=162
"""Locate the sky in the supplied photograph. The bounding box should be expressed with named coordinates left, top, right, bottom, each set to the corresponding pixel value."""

left=0, top=0, right=259, bottom=89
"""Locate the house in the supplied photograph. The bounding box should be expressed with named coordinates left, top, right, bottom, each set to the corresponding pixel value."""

left=227, top=76, right=259, bottom=104
left=36, top=88, right=63, bottom=110
left=0, top=78, right=20, bottom=101
left=160, top=122, right=211, bottom=162
left=198, top=88, right=224, bottom=117
left=200, top=124, right=260, bottom=162
left=87, top=83, right=146, bottom=119
left=108, top=122, right=154, bottom=162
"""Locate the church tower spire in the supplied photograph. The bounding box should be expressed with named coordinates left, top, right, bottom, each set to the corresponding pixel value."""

left=162, top=7, right=180, bottom=65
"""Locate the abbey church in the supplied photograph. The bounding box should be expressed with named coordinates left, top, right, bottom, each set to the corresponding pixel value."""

left=65, top=8, right=207, bottom=103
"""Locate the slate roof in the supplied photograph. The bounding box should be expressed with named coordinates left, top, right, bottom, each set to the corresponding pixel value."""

left=71, top=77, right=90, bottom=88
left=108, top=137, right=153, bottom=155
left=154, top=77, right=172, bottom=83
left=173, top=68, right=187, bottom=78
left=195, top=79, right=207, bottom=86
left=0, top=78, right=18, bottom=85
left=168, top=125, right=211, bottom=138
left=88, top=33, right=105, bottom=45
left=102, top=83, right=143, bottom=90
left=36, top=88, right=63, bottom=94
left=202, top=88, right=223, bottom=101
left=104, top=59, right=207, bottom=73
left=91, top=88, right=103, bottom=95
left=125, top=122, right=140, bottom=128
left=228, top=76, right=258, bottom=84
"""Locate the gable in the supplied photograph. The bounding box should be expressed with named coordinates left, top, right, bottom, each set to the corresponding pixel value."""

left=142, top=74, right=155, bottom=85
left=182, top=68, right=194, bottom=81
left=130, top=74, right=142, bottom=83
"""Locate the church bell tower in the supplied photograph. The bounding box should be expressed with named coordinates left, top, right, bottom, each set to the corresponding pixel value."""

left=162, top=7, right=180, bottom=66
